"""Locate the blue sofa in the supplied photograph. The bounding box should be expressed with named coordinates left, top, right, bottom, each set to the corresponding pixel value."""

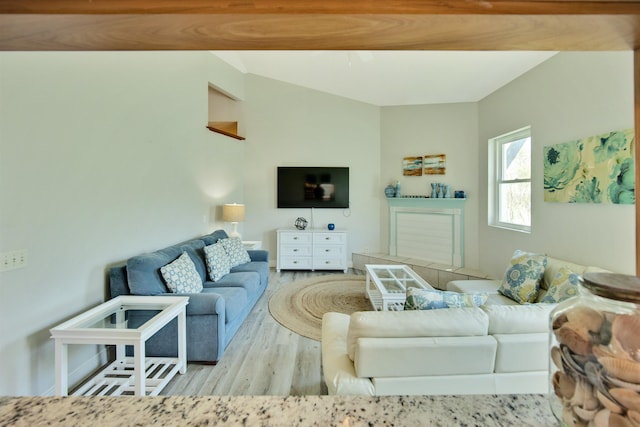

left=109, top=230, right=269, bottom=362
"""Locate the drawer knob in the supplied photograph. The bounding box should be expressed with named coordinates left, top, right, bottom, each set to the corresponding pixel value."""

left=325, top=249, right=330, bottom=252
left=325, top=237, right=330, bottom=240
left=293, top=261, right=298, bottom=264
left=293, top=249, right=298, bottom=252
left=293, top=237, right=298, bottom=240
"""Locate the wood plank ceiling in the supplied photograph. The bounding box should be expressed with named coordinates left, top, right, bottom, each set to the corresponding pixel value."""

left=1, top=0, right=640, bottom=273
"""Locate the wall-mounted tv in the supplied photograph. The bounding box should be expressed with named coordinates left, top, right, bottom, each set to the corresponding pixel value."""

left=277, top=166, right=349, bottom=209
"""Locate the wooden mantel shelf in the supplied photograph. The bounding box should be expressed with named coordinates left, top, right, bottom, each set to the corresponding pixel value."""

left=206, top=121, right=245, bottom=141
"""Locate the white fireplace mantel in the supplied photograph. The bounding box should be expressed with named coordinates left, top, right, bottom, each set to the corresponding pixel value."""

left=387, top=197, right=466, bottom=267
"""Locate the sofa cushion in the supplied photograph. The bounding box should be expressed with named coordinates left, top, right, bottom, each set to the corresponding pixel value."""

left=160, top=251, right=203, bottom=294
left=493, top=333, right=549, bottom=373
left=498, top=250, right=547, bottom=304
left=230, top=261, right=269, bottom=287
left=221, top=237, right=251, bottom=267
left=209, top=271, right=260, bottom=294
left=200, top=229, right=229, bottom=246
left=204, top=242, right=231, bottom=281
left=127, top=246, right=182, bottom=295
left=346, top=308, right=488, bottom=361
left=537, top=266, right=580, bottom=303
left=180, top=240, right=207, bottom=282
left=481, top=304, right=555, bottom=334
left=404, top=287, right=488, bottom=310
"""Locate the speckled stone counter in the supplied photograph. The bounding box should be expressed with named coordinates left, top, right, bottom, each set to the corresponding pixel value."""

left=0, top=394, right=556, bottom=426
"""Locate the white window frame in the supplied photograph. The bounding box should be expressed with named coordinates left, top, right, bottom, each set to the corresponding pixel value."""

left=488, top=126, right=532, bottom=233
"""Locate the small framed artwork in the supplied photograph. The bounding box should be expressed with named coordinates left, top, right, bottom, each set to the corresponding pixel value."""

left=424, top=154, right=446, bottom=175
left=403, top=156, right=423, bottom=176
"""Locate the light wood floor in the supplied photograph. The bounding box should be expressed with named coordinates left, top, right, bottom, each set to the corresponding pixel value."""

left=160, top=269, right=363, bottom=396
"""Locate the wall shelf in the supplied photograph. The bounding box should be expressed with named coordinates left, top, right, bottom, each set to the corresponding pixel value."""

left=206, top=121, right=245, bottom=140
left=208, top=85, right=245, bottom=141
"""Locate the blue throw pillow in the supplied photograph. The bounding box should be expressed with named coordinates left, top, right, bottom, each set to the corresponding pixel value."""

left=405, top=287, right=488, bottom=310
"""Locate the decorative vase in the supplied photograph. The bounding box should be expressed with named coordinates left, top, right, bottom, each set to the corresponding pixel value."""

left=437, top=183, right=444, bottom=198
left=395, top=181, right=401, bottom=198
left=444, top=185, right=451, bottom=198
left=328, top=223, right=335, bottom=230
left=384, top=185, right=396, bottom=198
left=430, top=183, right=437, bottom=198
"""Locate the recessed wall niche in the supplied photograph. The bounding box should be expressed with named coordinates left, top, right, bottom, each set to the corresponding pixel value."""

left=207, top=84, right=245, bottom=140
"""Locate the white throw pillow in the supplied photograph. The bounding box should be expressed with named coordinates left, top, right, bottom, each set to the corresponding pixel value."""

left=204, top=242, right=231, bottom=281
left=220, top=237, right=251, bottom=267
left=160, top=251, right=203, bottom=294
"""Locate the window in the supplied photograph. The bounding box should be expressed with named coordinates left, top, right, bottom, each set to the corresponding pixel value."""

left=489, top=126, right=531, bottom=232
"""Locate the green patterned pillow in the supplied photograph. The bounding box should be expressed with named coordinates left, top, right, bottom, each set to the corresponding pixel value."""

left=538, top=266, right=580, bottom=303
left=220, top=237, right=251, bottom=267
left=204, top=242, right=231, bottom=282
left=160, top=251, right=203, bottom=294
left=405, top=287, right=488, bottom=310
left=498, top=250, right=547, bottom=304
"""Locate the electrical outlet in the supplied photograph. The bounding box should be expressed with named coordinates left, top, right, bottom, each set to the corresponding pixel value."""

left=0, top=249, right=28, bottom=272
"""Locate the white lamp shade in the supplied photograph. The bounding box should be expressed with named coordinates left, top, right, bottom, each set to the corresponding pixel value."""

left=222, top=203, right=245, bottom=222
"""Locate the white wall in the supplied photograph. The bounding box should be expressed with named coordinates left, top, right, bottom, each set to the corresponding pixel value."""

left=380, top=103, right=480, bottom=267
left=478, top=52, right=635, bottom=278
left=0, top=51, right=245, bottom=395
left=242, top=74, right=381, bottom=257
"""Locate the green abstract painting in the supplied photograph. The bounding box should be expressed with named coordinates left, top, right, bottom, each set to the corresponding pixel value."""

left=543, top=128, right=635, bottom=204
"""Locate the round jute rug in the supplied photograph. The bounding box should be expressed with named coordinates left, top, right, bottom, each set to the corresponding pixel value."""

left=268, top=274, right=371, bottom=341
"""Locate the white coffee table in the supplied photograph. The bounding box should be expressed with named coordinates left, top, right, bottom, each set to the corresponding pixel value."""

left=50, top=295, right=188, bottom=397
left=365, top=264, right=433, bottom=311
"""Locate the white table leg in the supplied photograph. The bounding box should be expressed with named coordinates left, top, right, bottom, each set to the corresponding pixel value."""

left=177, top=310, right=187, bottom=374
left=54, top=340, right=68, bottom=396
left=133, top=342, right=145, bottom=396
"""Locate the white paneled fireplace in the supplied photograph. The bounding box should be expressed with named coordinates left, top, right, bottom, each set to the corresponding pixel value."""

left=387, top=198, right=466, bottom=267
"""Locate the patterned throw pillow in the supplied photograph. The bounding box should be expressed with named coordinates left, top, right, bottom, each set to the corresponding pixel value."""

left=160, top=251, right=203, bottom=294
left=220, top=237, right=251, bottom=267
left=498, top=250, right=547, bottom=304
left=538, top=266, right=580, bottom=303
left=204, top=242, right=231, bottom=281
left=404, top=287, right=488, bottom=310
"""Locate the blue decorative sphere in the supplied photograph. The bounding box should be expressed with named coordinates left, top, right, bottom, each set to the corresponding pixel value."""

left=384, top=185, right=396, bottom=198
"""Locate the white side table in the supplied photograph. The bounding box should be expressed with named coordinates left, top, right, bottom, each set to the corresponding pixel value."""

left=243, top=240, right=262, bottom=250
left=50, top=295, right=188, bottom=396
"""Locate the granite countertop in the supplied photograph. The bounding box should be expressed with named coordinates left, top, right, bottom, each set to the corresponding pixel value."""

left=0, top=394, right=556, bottom=426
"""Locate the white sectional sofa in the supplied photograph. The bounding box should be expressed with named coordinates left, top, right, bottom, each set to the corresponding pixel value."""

left=321, top=256, right=609, bottom=396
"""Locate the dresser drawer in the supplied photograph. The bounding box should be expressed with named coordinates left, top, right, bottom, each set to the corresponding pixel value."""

left=313, top=245, right=345, bottom=258
left=313, top=258, right=347, bottom=270
left=313, top=232, right=345, bottom=245
left=279, top=232, right=312, bottom=245
left=280, top=257, right=313, bottom=270
left=280, top=245, right=313, bottom=257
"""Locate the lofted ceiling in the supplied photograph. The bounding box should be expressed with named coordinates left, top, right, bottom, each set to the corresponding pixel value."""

left=211, top=50, right=558, bottom=106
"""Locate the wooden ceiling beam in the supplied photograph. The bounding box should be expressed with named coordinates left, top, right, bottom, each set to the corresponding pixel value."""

left=1, top=1, right=640, bottom=51
left=1, top=1, right=640, bottom=15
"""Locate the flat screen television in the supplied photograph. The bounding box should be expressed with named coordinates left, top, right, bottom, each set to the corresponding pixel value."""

left=277, top=166, right=349, bottom=208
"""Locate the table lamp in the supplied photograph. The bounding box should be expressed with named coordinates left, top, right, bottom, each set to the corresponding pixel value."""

left=222, top=203, right=245, bottom=239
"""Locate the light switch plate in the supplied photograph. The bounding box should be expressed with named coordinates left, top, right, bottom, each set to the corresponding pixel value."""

left=0, top=249, right=28, bottom=272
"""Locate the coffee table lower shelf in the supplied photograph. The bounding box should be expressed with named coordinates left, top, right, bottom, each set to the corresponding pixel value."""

left=366, top=287, right=406, bottom=311
left=73, top=357, right=182, bottom=396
